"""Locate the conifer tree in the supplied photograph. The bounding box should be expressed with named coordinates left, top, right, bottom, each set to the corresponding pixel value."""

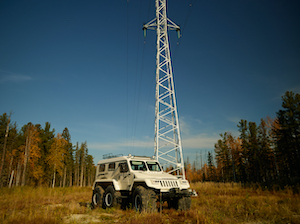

left=207, top=151, right=215, bottom=181
left=258, top=118, right=276, bottom=183
left=39, top=122, right=55, bottom=186
left=214, top=133, right=231, bottom=182
left=62, top=128, right=73, bottom=187
left=275, top=91, right=300, bottom=185
left=238, top=120, right=249, bottom=182
left=74, top=142, right=80, bottom=186
left=86, top=154, right=94, bottom=186
left=248, top=122, right=260, bottom=182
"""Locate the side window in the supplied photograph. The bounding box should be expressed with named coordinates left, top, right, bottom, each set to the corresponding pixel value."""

left=99, top=164, right=105, bottom=172
left=120, top=162, right=129, bottom=173
left=108, top=162, right=115, bottom=171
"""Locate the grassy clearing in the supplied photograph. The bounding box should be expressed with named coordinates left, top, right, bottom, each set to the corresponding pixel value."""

left=0, top=182, right=299, bottom=223
left=191, top=182, right=300, bottom=224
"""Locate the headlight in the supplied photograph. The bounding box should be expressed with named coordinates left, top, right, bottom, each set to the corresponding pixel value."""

left=150, top=179, right=160, bottom=185
left=180, top=180, right=188, bottom=185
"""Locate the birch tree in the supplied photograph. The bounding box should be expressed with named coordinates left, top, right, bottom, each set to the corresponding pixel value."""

left=79, top=142, right=87, bottom=187
left=0, top=112, right=11, bottom=185
left=48, top=133, right=67, bottom=188
left=86, top=154, right=94, bottom=186
left=74, top=142, right=80, bottom=186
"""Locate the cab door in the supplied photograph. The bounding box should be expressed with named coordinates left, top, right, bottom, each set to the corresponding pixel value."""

left=118, top=161, right=134, bottom=190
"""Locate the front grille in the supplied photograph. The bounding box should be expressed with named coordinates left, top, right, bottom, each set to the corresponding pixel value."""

left=159, top=180, right=179, bottom=188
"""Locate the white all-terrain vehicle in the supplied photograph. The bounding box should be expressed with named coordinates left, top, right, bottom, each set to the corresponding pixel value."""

left=91, top=154, right=192, bottom=212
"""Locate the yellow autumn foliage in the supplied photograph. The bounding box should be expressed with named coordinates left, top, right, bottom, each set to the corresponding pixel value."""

left=48, top=133, right=67, bottom=176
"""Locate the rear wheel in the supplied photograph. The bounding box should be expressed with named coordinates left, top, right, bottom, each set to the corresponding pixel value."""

left=132, top=186, right=156, bottom=212
left=103, top=185, right=119, bottom=208
left=91, top=186, right=104, bottom=209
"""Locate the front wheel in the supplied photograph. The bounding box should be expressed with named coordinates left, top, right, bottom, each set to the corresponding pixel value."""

left=132, top=186, right=156, bottom=212
left=168, top=196, right=191, bottom=210
left=178, top=196, right=191, bottom=210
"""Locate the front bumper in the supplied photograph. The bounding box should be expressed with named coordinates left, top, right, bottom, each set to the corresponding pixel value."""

left=162, top=188, right=192, bottom=198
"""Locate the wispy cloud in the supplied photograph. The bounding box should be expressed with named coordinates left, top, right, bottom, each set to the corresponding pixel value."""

left=89, top=133, right=218, bottom=152
left=179, top=116, right=202, bottom=136
left=182, top=133, right=219, bottom=149
left=227, top=116, right=241, bottom=124
left=289, top=85, right=300, bottom=94
left=88, top=117, right=228, bottom=158
left=0, top=70, right=32, bottom=83
left=271, top=86, right=300, bottom=102
left=88, top=139, right=153, bottom=151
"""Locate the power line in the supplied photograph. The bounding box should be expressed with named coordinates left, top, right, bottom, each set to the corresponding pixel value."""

left=182, top=0, right=196, bottom=35
left=130, top=0, right=155, bottom=150
left=131, top=0, right=144, bottom=148
left=126, top=0, right=129, bottom=150
left=173, top=0, right=196, bottom=62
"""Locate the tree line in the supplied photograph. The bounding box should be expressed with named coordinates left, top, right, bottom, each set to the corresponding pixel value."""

left=2, top=91, right=299, bottom=188
left=0, top=118, right=95, bottom=188
left=185, top=91, right=300, bottom=187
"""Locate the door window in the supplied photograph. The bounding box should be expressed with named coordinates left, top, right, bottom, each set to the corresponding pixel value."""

left=99, top=164, right=105, bottom=172
left=120, top=162, right=129, bottom=173
left=108, top=162, right=115, bottom=171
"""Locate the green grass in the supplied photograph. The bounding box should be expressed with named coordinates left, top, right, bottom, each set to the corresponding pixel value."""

left=0, top=183, right=299, bottom=223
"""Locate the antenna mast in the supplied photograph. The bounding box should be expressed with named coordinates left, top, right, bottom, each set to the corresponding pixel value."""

left=144, top=0, right=185, bottom=179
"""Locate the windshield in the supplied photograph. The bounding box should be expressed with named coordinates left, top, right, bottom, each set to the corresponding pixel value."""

left=130, top=161, right=147, bottom=171
left=146, top=161, right=161, bottom=171
left=130, top=160, right=162, bottom=172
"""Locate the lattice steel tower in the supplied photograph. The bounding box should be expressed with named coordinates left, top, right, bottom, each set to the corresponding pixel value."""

left=143, top=0, right=185, bottom=179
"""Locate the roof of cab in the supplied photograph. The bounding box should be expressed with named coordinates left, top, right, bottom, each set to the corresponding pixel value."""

left=97, top=155, right=156, bottom=165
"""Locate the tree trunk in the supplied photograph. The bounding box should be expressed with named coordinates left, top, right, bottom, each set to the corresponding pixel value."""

left=9, top=170, right=14, bottom=188
left=8, top=157, right=13, bottom=185
left=80, top=163, right=84, bottom=187
left=231, top=150, right=236, bottom=183
left=77, top=165, right=80, bottom=186
left=15, top=161, right=22, bottom=186
left=74, top=168, right=77, bottom=187
left=83, top=163, right=86, bottom=187
left=273, top=149, right=280, bottom=181
left=69, top=170, right=72, bottom=187
left=59, top=175, right=62, bottom=187
left=88, top=170, right=91, bottom=187
left=22, top=135, right=30, bottom=186
left=0, top=114, right=11, bottom=186
left=75, top=165, right=79, bottom=187
left=52, top=163, right=56, bottom=188
left=63, top=166, right=66, bottom=187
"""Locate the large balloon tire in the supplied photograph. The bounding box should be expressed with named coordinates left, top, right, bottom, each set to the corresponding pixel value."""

left=103, top=185, right=120, bottom=209
left=91, top=186, right=104, bottom=209
left=177, top=196, right=191, bottom=211
left=132, top=186, right=156, bottom=212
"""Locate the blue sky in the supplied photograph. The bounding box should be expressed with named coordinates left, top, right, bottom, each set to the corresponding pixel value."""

left=1, top=0, right=300, bottom=165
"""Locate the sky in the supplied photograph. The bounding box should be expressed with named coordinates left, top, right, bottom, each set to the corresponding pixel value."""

left=1, top=0, right=300, bottom=165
